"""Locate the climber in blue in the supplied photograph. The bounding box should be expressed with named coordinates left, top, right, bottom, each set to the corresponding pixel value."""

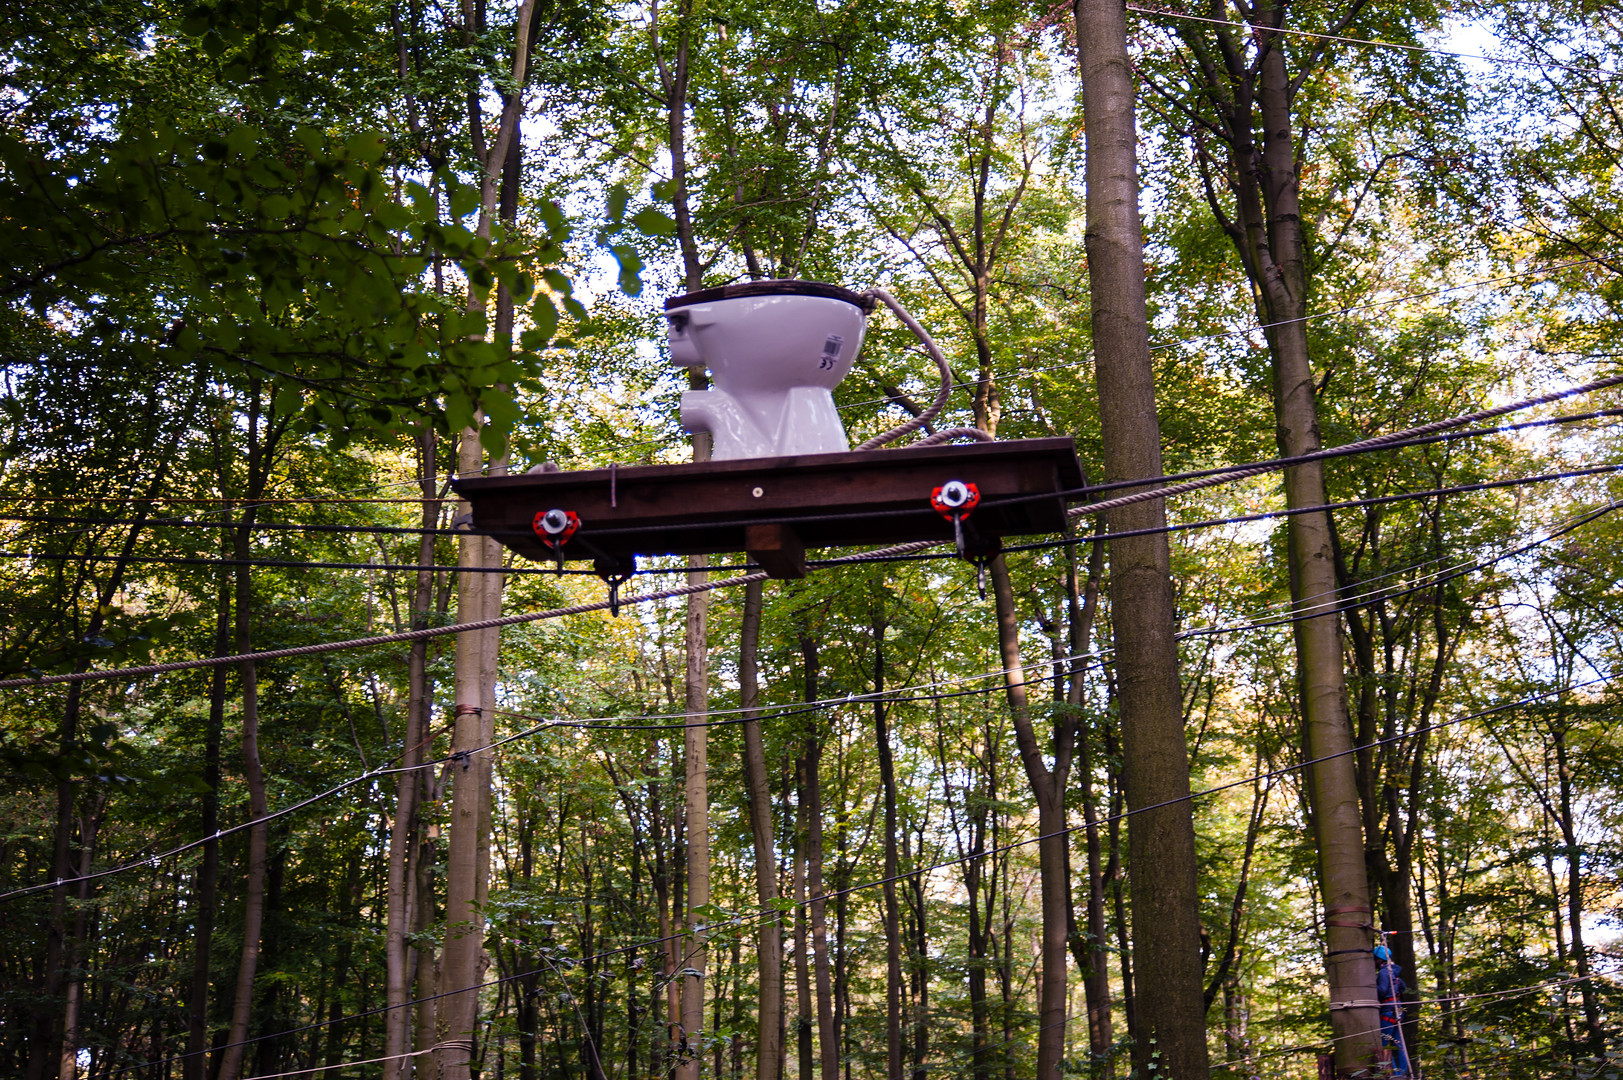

left=1375, top=944, right=1410, bottom=1077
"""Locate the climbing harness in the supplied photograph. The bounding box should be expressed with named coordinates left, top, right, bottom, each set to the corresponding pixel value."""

left=1375, top=936, right=1416, bottom=1079
left=533, top=507, right=581, bottom=573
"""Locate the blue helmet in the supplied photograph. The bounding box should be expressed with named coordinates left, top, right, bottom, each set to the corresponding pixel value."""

left=1374, top=944, right=1391, bottom=962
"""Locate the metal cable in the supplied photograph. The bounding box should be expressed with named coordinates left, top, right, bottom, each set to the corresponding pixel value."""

left=5, top=376, right=1617, bottom=691
left=1057, top=372, right=1623, bottom=521
left=98, top=673, right=1615, bottom=1078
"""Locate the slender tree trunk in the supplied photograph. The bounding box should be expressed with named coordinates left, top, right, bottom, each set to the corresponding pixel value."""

left=217, top=386, right=273, bottom=1080
left=739, top=581, right=783, bottom=1080
left=57, top=798, right=104, bottom=1080
left=414, top=820, right=440, bottom=1066
left=386, top=429, right=439, bottom=1080
left=873, top=604, right=904, bottom=1080
left=987, top=559, right=1071, bottom=1079
left=1058, top=537, right=1114, bottom=1076
left=793, top=795, right=814, bottom=1080
left=186, top=572, right=230, bottom=1080
left=1075, top=2, right=1207, bottom=1072
left=678, top=549, right=711, bottom=1079
left=1553, top=724, right=1604, bottom=1053
left=796, top=634, right=837, bottom=1080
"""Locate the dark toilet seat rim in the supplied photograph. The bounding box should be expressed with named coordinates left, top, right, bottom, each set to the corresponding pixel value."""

left=664, top=279, right=876, bottom=314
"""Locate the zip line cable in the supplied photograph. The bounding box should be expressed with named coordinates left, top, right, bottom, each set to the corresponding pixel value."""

left=1037, top=373, right=1623, bottom=519
left=1001, top=462, right=1623, bottom=559
left=94, top=673, right=1618, bottom=1079
left=3, top=371, right=1618, bottom=690
left=1124, top=4, right=1623, bottom=80
left=12, top=394, right=1617, bottom=538
left=6, top=452, right=1617, bottom=581
left=29, top=480, right=1603, bottom=900
left=0, top=653, right=1110, bottom=903
left=0, top=551, right=611, bottom=575
left=17, top=492, right=1611, bottom=904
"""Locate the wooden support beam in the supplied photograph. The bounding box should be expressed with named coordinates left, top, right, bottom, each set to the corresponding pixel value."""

left=453, top=438, right=1084, bottom=568
left=746, top=524, right=807, bottom=579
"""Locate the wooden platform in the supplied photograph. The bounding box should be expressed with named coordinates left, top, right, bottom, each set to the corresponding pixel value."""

left=452, top=437, right=1083, bottom=579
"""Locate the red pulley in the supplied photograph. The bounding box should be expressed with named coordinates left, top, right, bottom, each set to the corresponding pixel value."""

left=930, top=479, right=980, bottom=519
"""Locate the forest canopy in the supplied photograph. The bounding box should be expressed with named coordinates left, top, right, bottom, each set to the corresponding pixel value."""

left=3, top=0, right=1623, bottom=1079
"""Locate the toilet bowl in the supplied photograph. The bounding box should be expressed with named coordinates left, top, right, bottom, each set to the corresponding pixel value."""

left=666, top=280, right=874, bottom=460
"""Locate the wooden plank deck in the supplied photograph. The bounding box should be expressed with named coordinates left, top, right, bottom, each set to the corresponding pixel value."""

left=452, top=437, right=1083, bottom=578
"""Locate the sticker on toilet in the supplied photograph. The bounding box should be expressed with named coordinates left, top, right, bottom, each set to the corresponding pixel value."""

left=819, top=334, right=845, bottom=370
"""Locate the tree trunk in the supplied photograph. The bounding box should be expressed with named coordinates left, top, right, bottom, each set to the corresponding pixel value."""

left=793, top=794, right=813, bottom=1080
left=1075, top=0, right=1208, bottom=1074
left=796, top=632, right=837, bottom=1080
left=216, top=383, right=275, bottom=1080
left=987, top=558, right=1071, bottom=1080
left=438, top=423, right=499, bottom=1080
left=57, top=797, right=104, bottom=1080
left=185, top=572, right=230, bottom=1080
left=739, top=581, right=783, bottom=1080
left=873, top=601, right=905, bottom=1080
left=678, top=542, right=711, bottom=1079
left=435, top=5, right=531, bottom=1070
left=386, top=429, right=440, bottom=1080
left=1553, top=723, right=1604, bottom=1054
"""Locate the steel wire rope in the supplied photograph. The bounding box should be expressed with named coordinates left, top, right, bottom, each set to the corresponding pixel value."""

left=999, top=462, right=1623, bottom=560
left=5, top=459, right=1616, bottom=692
left=14, top=452, right=1618, bottom=583
left=832, top=257, right=1614, bottom=414
left=1006, top=372, right=1623, bottom=518
left=0, top=551, right=612, bottom=575
left=0, top=396, right=1604, bottom=539
left=231, top=1041, right=473, bottom=1080
left=2, top=375, right=1614, bottom=693
left=93, top=672, right=1619, bottom=1079
left=0, top=653, right=1113, bottom=903
left=507, top=380, right=1623, bottom=545
left=31, top=476, right=1588, bottom=908
left=1124, top=4, right=1623, bottom=80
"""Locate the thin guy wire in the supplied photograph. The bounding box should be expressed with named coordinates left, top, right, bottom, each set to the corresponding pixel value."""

left=2, top=403, right=1614, bottom=539
left=29, top=480, right=1595, bottom=907
left=1126, top=4, right=1623, bottom=80
left=97, top=673, right=1616, bottom=1078
left=4, top=374, right=1615, bottom=690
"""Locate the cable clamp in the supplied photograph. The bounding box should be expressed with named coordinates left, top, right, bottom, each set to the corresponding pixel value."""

left=1328, top=999, right=1381, bottom=1011
left=593, top=556, right=636, bottom=617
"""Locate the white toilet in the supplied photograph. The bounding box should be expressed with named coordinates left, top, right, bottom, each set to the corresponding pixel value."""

left=666, top=280, right=873, bottom=460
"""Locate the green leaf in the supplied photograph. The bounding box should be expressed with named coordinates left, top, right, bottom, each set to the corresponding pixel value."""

left=630, top=207, right=676, bottom=237
left=272, top=385, right=303, bottom=416
left=610, top=243, right=644, bottom=297
left=526, top=295, right=558, bottom=348
left=606, top=182, right=630, bottom=225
